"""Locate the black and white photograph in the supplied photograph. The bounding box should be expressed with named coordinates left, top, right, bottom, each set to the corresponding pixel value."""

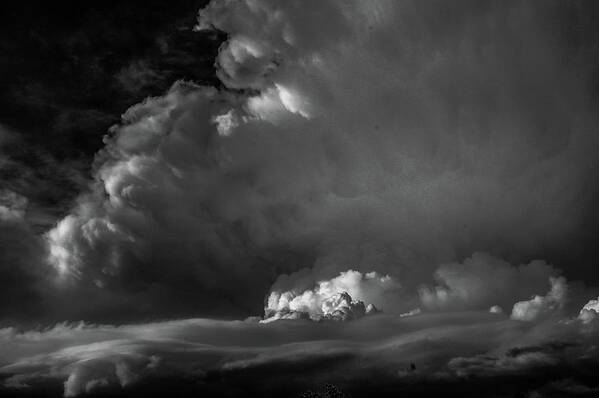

left=1, top=1, right=599, bottom=397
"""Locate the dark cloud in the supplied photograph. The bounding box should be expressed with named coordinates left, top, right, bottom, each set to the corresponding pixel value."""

left=0, top=189, right=46, bottom=323
left=21, top=0, right=596, bottom=323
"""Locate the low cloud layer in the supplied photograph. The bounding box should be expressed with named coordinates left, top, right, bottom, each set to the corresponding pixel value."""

left=3, top=307, right=599, bottom=397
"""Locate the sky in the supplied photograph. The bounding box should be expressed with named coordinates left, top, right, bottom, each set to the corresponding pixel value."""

left=2, top=1, right=599, bottom=397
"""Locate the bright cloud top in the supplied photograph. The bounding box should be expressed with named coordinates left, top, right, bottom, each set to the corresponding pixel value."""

left=264, top=270, right=398, bottom=321
left=511, top=276, right=567, bottom=321
left=579, top=296, right=599, bottom=324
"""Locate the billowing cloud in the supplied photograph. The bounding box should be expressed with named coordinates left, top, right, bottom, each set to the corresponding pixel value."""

left=0, top=0, right=582, bottom=324
left=419, top=253, right=559, bottom=312
left=3, top=1, right=599, bottom=395
left=511, top=276, right=568, bottom=321
left=579, top=297, right=599, bottom=324
left=263, top=270, right=397, bottom=321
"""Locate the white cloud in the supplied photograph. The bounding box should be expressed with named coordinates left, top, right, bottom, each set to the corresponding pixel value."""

left=419, top=253, right=558, bottom=312
left=511, top=277, right=567, bottom=321
left=578, top=297, right=599, bottom=324
left=489, top=305, right=504, bottom=314
left=264, top=270, right=398, bottom=321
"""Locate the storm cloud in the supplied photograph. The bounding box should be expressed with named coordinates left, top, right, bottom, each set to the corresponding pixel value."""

left=2, top=1, right=599, bottom=395
left=19, top=0, right=595, bottom=322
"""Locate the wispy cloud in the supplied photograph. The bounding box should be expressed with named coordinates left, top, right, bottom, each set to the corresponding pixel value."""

left=2, top=308, right=599, bottom=397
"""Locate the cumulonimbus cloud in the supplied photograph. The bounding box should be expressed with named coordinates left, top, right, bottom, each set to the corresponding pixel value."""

left=29, top=0, right=599, bottom=322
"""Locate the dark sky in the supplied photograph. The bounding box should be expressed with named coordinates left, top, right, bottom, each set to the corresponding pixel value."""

left=0, top=0, right=222, bottom=228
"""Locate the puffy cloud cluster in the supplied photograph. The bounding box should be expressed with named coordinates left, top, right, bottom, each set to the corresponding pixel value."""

left=419, top=253, right=559, bottom=312
left=578, top=297, right=599, bottom=324
left=418, top=254, right=587, bottom=322
left=27, top=0, right=599, bottom=321
left=511, top=276, right=567, bottom=321
left=263, top=254, right=587, bottom=323
left=263, top=270, right=395, bottom=321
